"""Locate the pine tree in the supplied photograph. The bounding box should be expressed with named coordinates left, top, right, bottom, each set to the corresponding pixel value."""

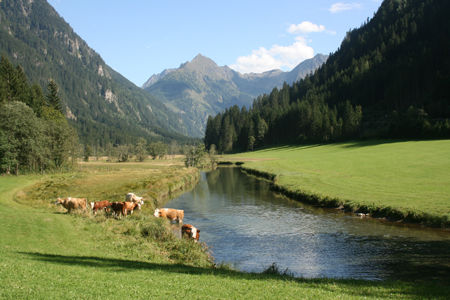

left=46, top=80, right=63, bottom=112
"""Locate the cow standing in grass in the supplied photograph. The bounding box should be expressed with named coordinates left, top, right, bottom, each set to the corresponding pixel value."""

left=110, top=201, right=141, bottom=218
left=90, top=200, right=111, bottom=215
left=126, top=193, right=144, bottom=205
left=55, top=197, right=87, bottom=213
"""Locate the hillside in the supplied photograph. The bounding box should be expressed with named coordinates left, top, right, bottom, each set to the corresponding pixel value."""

left=143, top=54, right=328, bottom=137
left=205, top=0, right=450, bottom=152
left=0, top=0, right=190, bottom=145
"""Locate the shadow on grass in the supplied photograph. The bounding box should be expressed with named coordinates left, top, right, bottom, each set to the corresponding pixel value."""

left=341, top=139, right=413, bottom=148
left=18, top=251, right=450, bottom=299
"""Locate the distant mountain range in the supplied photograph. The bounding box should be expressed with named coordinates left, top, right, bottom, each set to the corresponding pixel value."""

left=143, top=54, right=328, bottom=136
left=0, top=0, right=190, bottom=145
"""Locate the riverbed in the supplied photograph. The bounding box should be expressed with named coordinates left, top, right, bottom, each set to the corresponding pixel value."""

left=167, top=167, right=450, bottom=280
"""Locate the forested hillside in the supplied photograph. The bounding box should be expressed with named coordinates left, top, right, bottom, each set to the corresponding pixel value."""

left=205, top=0, right=450, bottom=153
left=0, top=0, right=190, bottom=145
left=0, top=56, right=76, bottom=174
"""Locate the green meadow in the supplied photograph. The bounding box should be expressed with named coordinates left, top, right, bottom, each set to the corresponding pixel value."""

left=1, top=159, right=449, bottom=299
left=226, top=140, right=450, bottom=227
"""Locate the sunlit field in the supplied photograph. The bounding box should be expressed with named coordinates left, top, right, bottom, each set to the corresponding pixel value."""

left=1, top=158, right=449, bottom=299
left=226, top=140, right=450, bottom=226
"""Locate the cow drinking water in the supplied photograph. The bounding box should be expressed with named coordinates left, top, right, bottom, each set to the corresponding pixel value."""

left=153, top=208, right=184, bottom=223
left=181, top=224, right=200, bottom=242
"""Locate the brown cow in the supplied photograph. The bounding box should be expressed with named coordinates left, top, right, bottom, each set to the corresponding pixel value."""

left=181, top=224, right=200, bottom=242
left=89, top=200, right=111, bottom=215
left=55, top=197, right=87, bottom=213
left=123, top=201, right=141, bottom=215
left=110, top=201, right=141, bottom=217
left=153, top=208, right=184, bottom=223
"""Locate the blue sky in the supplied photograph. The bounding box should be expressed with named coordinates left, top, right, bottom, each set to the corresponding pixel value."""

left=48, top=0, right=382, bottom=86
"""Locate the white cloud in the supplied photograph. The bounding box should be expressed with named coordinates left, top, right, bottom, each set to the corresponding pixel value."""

left=230, top=36, right=314, bottom=74
left=288, top=21, right=325, bottom=34
left=329, top=2, right=362, bottom=13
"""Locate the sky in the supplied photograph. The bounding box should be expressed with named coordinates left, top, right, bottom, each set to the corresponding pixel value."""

left=47, top=0, right=383, bottom=87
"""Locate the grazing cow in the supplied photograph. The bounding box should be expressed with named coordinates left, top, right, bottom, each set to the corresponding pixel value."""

left=89, top=200, right=111, bottom=215
left=110, top=202, right=125, bottom=217
left=55, top=197, right=87, bottom=213
left=110, top=201, right=141, bottom=217
left=123, top=201, right=141, bottom=215
left=181, top=224, right=200, bottom=242
left=153, top=208, right=184, bottom=223
left=125, top=193, right=144, bottom=205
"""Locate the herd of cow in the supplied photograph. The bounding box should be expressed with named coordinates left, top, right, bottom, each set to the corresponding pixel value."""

left=54, top=193, right=200, bottom=241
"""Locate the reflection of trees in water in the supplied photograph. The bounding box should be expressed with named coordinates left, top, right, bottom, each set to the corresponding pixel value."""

left=205, top=168, right=275, bottom=206
left=174, top=168, right=450, bottom=281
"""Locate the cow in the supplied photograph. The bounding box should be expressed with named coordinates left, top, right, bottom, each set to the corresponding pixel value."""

left=153, top=208, right=184, bottom=223
left=89, top=200, right=111, bottom=215
left=125, top=193, right=144, bottom=205
left=123, top=201, right=141, bottom=215
left=55, top=197, right=87, bottom=213
left=181, top=224, right=200, bottom=242
left=110, top=201, right=141, bottom=217
left=110, top=202, right=125, bottom=217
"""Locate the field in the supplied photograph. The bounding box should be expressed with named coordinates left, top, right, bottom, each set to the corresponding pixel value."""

left=226, top=140, right=450, bottom=227
left=1, top=158, right=449, bottom=299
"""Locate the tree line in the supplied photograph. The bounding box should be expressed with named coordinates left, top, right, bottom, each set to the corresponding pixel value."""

left=0, top=56, right=77, bottom=174
left=204, top=0, right=450, bottom=153
left=205, top=84, right=363, bottom=153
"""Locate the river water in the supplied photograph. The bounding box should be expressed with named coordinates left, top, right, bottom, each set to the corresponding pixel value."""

left=167, top=167, right=450, bottom=280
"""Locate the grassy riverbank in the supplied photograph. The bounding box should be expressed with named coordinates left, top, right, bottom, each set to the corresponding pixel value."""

left=1, top=158, right=449, bottom=299
left=225, top=139, right=450, bottom=228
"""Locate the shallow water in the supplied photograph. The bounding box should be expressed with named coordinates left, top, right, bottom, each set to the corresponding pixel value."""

left=167, top=167, right=450, bottom=280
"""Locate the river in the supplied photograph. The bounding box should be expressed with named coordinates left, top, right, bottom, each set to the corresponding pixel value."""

left=167, top=167, right=450, bottom=280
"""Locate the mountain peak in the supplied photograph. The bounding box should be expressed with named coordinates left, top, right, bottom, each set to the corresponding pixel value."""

left=184, top=54, right=218, bottom=71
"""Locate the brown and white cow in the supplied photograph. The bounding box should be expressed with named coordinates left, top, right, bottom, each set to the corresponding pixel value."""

left=125, top=193, right=144, bottom=205
left=89, top=200, right=111, bottom=215
left=153, top=208, right=184, bottom=223
left=110, top=201, right=141, bottom=217
left=55, top=197, right=87, bottom=213
left=123, top=201, right=141, bottom=215
left=181, top=224, right=200, bottom=242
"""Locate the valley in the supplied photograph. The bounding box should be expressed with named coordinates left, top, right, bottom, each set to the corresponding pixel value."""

left=1, top=158, right=449, bottom=299
left=1, top=0, right=450, bottom=298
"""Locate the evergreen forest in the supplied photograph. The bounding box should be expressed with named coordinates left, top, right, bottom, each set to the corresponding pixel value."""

left=0, top=56, right=77, bottom=174
left=205, top=0, right=450, bottom=153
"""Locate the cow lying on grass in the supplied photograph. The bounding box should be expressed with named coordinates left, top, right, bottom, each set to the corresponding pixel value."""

left=90, top=200, right=111, bottom=215
left=153, top=208, right=184, bottom=223
left=55, top=197, right=87, bottom=213
left=110, top=201, right=141, bottom=217
left=181, top=224, right=200, bottom=242
left=125, top=193, right=144, bottom=205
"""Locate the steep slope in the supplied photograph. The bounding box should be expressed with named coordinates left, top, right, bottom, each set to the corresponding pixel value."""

left=205, top=0, right=450, bottom=152
left=0, top=0, right=189, bottom=145
left=143, top=54, right=328, bottom=136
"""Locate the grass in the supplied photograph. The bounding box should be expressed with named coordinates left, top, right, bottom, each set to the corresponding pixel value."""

left=1, top=158, right=449, bottom=299
left=225, top=139, right=450, bottom=227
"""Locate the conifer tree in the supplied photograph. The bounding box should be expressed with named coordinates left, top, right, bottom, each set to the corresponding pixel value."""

left=46, top=80, right=63, bottom=112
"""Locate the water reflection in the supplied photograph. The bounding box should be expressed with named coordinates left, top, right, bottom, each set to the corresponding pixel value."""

left=167, top=168, right=450, bottom=280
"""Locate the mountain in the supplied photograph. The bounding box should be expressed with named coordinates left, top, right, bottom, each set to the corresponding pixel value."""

left=0, top=0, right=190, bottom=145
left=205, top=0, right=450, bottom=153
left=143, top=54, right=328, bottom=137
